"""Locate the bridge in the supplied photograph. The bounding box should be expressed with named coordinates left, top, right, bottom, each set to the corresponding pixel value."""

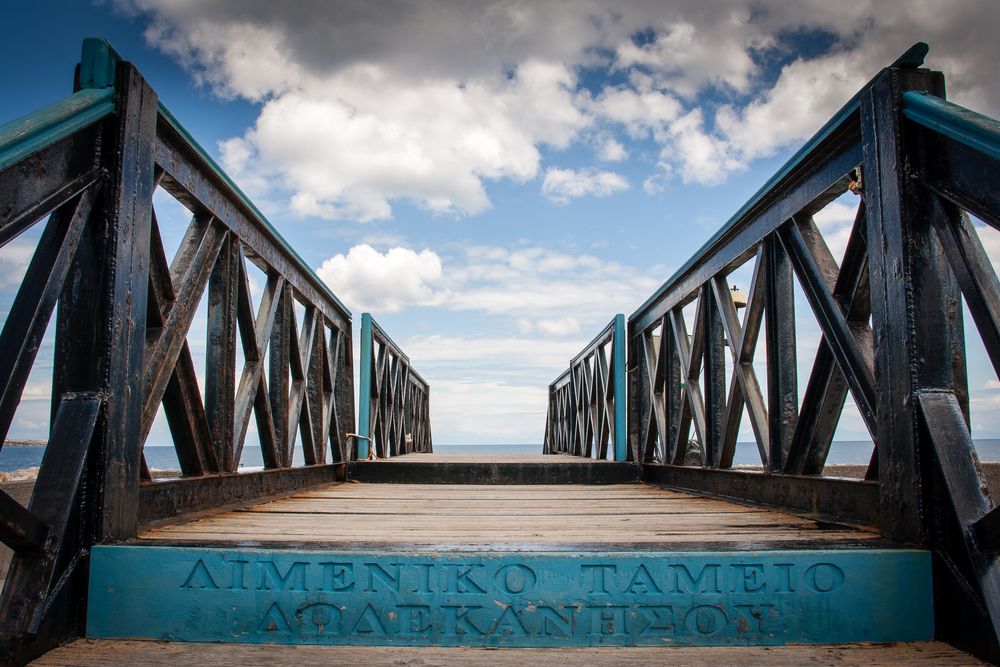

left=1, top=38, right=999, bottom=665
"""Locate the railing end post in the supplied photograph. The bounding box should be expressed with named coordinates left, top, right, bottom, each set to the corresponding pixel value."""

left=76, top=37, right=122, bottom=91
left=613, top=314, right=628, bottom=461
left=356, top=313, right=374, bottom=459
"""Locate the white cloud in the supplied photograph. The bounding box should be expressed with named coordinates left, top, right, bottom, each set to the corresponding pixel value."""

left=316, top=244, right=446, bottom=313
left=0, top=239, right=36, bottom=289
left=125, top=0, right=1000, bottom=216
left=813, top=199, right=860, bottom=265
left=442, top=245, right=661, bottom=324
left=597, top=137, right=627, bottom=162
left=537, top=317, right=582, bottom=337
left=405, top=335, right=584, bottom=368
left=319, top=242, right=662, bottom=324
left=427, top=379, right=549, bottom=440
left=541, top=167, right=629, bottom=204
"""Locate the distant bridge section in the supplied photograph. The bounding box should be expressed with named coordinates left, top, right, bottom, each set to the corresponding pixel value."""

left=543, top=314, right=626, bottom=460
left=357, top=313, right=432, bottom=459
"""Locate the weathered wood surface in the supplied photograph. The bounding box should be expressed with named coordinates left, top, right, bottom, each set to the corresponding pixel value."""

left=31, top=639, right=984, bottom=666
left=138, top=483, right=877, bottom=547
left=386, top=454, right=611, bottom=463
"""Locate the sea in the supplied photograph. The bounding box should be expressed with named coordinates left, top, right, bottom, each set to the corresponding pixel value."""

left=4, top=440, right=1000, bottom=473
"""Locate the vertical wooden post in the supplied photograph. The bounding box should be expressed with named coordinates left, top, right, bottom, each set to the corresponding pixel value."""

left=268, top=284, right=291, bottom=467
left=765, top=234, right=797, bottom=472
left=860, top=66, right=959, bottom=543
left=53, top=60, right=156, bottom=543
left=702, top=285, right=726, bottom=467
left=665, top=316, right=681, bottom=464
left=627, top=326, right=642, bottom=462
left=205, top=234, right=238, bottom=471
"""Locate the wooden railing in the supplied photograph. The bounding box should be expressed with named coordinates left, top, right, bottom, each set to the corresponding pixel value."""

left=357, top=313, right=432, bottom=458
left=0, top=38, right=355, bottom=661
left=543, top=315, right=626, bottom=460
left=625, top=42, right=1000, bottom=660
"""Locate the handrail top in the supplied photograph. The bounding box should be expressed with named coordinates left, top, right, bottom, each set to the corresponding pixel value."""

left=628, top=42, right=930, bottom=328
left=362, top=312, right=430, bottom=388
left=77, top=37, right=352, bottom=320
left=570, top=314, right=622, bottom=367
left=0, top=87, right=114, bottom=171
left=902, top=90, right=1000, bottom=163
left=550, top=367, right=572, bottom=390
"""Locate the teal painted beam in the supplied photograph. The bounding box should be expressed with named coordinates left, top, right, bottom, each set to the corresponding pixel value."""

left=902, top=90, right=1000, bottom=163
left=356, top=313, right=374, bottom=460
left=87, top=545, right=933, bottom=647
left=613, top=314, right=627, bottom=461
left=0, top=88, right=113, bottom=171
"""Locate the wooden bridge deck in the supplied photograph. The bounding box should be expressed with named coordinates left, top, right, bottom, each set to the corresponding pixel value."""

left=136, top=482, right=878, bottom=549
left=31, top=639, right=984, bottom=665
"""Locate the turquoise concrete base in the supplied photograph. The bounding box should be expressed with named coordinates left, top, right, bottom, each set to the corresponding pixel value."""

left=87, top=546, right=932, bottom=647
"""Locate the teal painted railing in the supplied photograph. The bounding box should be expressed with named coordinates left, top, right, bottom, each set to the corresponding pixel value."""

left=357, top=313, right=432, bottom=458
left=543, top=314, right=627, bottom=460
left=0, top=87, right=114, bottom=171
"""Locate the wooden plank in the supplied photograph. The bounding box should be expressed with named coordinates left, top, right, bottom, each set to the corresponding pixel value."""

left=35, top=640, right=984, bottom=666
left=348, top=461, right=638, bottom=484
left=642, top=464, right=879, bottom=526
left=137, top=464, right=346, bottom=524
left=137, top=482, right=877, bottom=546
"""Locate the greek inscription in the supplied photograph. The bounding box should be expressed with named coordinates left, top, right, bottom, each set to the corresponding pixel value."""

left=228, top=559, right=249, bottom=591
left=441, top=604, right=486, bottom=636
left=634, top=605, right=674, bottom=636
left=671, top=563, right=722, bottom=594
left=490, top=605, right=529, bottom=636
left=581, top=564, right=617, bottom=593
left=625, top=564, right=661, bottom=594
left=804, top=563, right=845, bottom=593
left=537, top=605, right=573, bottom=637
left=180, top=559, right=219, bottom=589
left=257, top=602, right=291, bottom=633
left=444, top=564, right=487, bottom=594
left=351, top=604, right=387, bottom=635
left=733, top=603, right=777, bottom=633
left=296, top=603, right=342, bottom=635
left=412, top=563, right=435, bottom=594
left=587, top=605, right=627, bottom=636
left=204, top=555, right=865, bottom=644
left=365, top=562, right=400, bottom=592
left=731, top=563, right=766, bottom=593
left=319, top=562, right=354, bottom=591
left=773, top=563, right=795, bottom=592
left=684, top=605, right=727, bottom=636
left=495, top=564, right=536, bottom=594
left=397, top=604, right=432, bottom=634
left=259, top=561, right=308, bottom=591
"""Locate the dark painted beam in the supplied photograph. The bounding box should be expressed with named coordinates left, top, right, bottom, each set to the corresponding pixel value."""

left=640, top=463, right=878, bottom=526
left=138, top=464, right=347, bottom=524
left=0, top=490, right=48, bottom=554
left=348, top=461, right=639, bottom=485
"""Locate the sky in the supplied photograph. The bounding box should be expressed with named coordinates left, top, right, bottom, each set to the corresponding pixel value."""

left=3, top=1, right=1000, bottom=454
